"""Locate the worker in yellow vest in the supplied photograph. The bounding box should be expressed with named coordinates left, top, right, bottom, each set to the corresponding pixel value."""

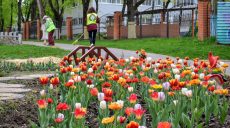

left=86, top=7, right=100, bottom=47
left=43, top=15, right=56, bottom=46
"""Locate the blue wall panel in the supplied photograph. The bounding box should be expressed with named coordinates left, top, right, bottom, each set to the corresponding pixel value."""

left=217, top=2, right=230, bottom=44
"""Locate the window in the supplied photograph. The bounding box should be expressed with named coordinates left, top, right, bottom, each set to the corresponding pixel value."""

left=143, top=0, right=152, bottom=6
left=155, top=0, right=161, bottom=6
left=79, top=18, right=83, bottom=25
left=99, top=0, right=121, bottom=4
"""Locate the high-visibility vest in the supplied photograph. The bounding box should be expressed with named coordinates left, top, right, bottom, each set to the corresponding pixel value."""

left=87, top=13, right=98, bottom=25
left=46, top=18, right=56, bottom=32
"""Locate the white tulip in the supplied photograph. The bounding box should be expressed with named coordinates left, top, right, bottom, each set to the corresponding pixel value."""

left=173, top=100, right=178, bottom=106
left=40, top=90, right=46, bottom=97
left=175, top=74, right=180, bottom=80
left=178, top=59, right=183, bottom=64
left=128, top=87, right=134, bottom=92
left=75, top=103, right=81, bottom=109
left=88, top=68, right=93, bottom=73
left=98, top=93, right=105, bottom=101
left=117, top=100, right=124, bottom=108
left=100, top=100, right=107, bottom=109
left=199, top=73, right=205, bottom=80
left=57, top=113, right=64, bottom=119
left=134, top=104, right=142, bottom=110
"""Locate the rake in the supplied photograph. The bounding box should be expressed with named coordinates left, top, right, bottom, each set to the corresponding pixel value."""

left=72, top=33, right=84, bottom=45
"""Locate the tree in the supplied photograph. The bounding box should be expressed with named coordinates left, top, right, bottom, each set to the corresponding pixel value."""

left=121, top=0, right=127, bottom=16
left=82, top=0, right=91, bottom=26
left=162, top=0, right=171, bottom=22
left=17, top=0, right=22, bottom=32
left=36, top=0, right=45, bottom=19
left=95, top=0, right=98, bottom=12
left=126, top=0, right=146, bottom=22
left=0, top=0, right=3, bottom=31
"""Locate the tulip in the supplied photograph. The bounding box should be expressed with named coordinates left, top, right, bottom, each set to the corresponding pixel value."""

left=175, top=74, right=180, bottom=80
left=128, top=87, right=134, bottom=92
left=134, top=104, right=142, bottom=110
left=172, top=68, right=180, bottom=74
left=126, top=121, right=139, bottom=128
left=98, top=93, right=105, bottom=101
left=37, top=99, right=47, bottom=109
left=65, top=79, right=74, bottom=87
left=163, top=82, right=170, bottom=90
left=102, top=116, right=115, bottom=124
left=49, top=84, right=54, bottom=89
left=74, top=107, right=87, bottom=119
left=133, top=108, right=146, bottom=120
left=117, top=100, right=124, bottom=108
left=39, top=76, right=49, bottom=85
left=157, top=122, right=171, bottom=128
left=75, top=103, right=81, bottom=109
left=55, top=113, right=64, bottom=123
left=125, top=107, right=134, bottom=116
left=90, top=88, right=98, bottom=96
left=56, top=103, right=69, bottom=111
left=40, top=90, right=46, bottom=97
left=173, top=100, right=178, bottom=106
left=151, top=92, right=158, bottom=101
left=128, top=93, right=137, bottom=104
left=50, top=77, right=60, bottom=86
left=100, top=100, right=107, bottom=109
left=47, top=98, right=53, bottom=104
left=117, top=116, right=126, bottom=124
left=158, top=92, right=166, bottom=101
left=138, top=126, right=147, bottom=128
left=108, top=102, right=122, bottom=110
left=74, top=76, right=81, bottom=82
left=154, top=68, right=158, bottom=73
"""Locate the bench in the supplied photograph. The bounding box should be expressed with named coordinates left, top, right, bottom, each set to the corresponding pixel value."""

left=0, top=32, right=22, bottom=44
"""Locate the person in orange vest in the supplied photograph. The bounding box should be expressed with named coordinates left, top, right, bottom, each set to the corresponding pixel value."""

left=86, top=7, right=100, bottom=47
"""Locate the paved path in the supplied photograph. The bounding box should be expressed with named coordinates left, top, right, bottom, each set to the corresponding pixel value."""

left=0, top=74, right=53, bottom=100
left=23, top=41, right=230, bottom=75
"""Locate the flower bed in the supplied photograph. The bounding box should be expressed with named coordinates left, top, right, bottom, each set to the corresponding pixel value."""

left=35, top=50, right=229, bottom=128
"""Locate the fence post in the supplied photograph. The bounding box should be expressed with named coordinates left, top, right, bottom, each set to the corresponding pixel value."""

left=18, top=34, right=22, bottom=44
left=66, top=17, right=73, bottom=40
left=167, top=9, right=169, bottom=38
left=37, top=19, right=41, bottom=40
left=113, top=11, right=122, bottom=40
left=140, top=14, right=142, bottom=38
left=0, top=32, right=3, bottom=39
left=25, top=21, right=30, bottom=40
left=192, top=9, right=195, bottom=38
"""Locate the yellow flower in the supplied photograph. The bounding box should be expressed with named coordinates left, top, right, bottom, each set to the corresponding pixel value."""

left=182, top=70, right=191, bottom=75
left=102, top=116, right=115, bottom=124
left=118, top=77, right=126, bottom=86
left=108, top=102, right=122, bottom=110
left=148, top=89, right=154, bottom=93
left=189, top=79, right=200, bottom=85
left=106, top=71, right=114, bottom=77
left=222, top=63, right=229, bottom=68
left=151, top=84, right=163, bottom=89
left=214, top=89, right=229, bottom=95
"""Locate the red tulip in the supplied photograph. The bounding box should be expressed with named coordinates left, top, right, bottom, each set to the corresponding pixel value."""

left=56, top=103, right=69, bottom=111
left=39, top=77, right=49, bottom=85
left=157, top=122, right=171, bottom=128
left=125, top=107, right=134, bottom=116
left=37, top=99, right=47, bottom=109
left=47, top=98, right=53, bottom=104
left=133, top=108, right=145, bottom=120
left=90, top=88, right=99, bottom=96
left=50, top=77, right=60, bottom=86
left=102, top=82, right=111, bottom=88
left=128, top=94, right=137, bottom=104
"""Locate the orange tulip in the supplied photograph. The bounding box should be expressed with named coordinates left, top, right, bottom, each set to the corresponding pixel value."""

left=50, top=77, right=60, bottom=86
left=74, top=108, right=87, bottom=119
left=125, top=107, right=134, bottom=116
left=39, top=76, right=49, bottom=85
left=108, top=102, right=122, bottom=110
left=126, top=121, right=139, bottom=128
left=90, top=88, right=98, bottom=96
left=157, top=122, right=171, bottom=128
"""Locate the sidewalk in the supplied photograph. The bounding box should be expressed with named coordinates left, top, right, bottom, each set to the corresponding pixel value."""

left=23, top=41, right=230, bottom=75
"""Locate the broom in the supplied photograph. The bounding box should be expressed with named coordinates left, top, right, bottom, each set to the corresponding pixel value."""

left=72, top=33, right=84, bottom=45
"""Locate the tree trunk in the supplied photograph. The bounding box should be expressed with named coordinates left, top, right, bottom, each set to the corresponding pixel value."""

left=10, top=2, right=13, bottom=30
left=0, top=0, right=3, bottom=31
left=127, top=0, right=135, bottom=22
left=162, top=1, right=170, bottom=22
left=36, top=0, right=45, bottom=19
left=17, top=0, right=22, bottom=32
left=82, top=0, right=90, bottom=26
left=122, top=0, right=127, bottom=16
left=31, top=0, right=37, bottom=21
left=95, top=0, right=98, bottom=13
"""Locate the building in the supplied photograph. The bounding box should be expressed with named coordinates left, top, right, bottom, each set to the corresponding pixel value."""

left=62, top=0, right=197, bottom=36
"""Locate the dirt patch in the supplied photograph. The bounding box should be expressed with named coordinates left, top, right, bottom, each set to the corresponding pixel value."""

left=0, top=79, right=40, bottom=128
left=4, top=56, right=62, bottom=65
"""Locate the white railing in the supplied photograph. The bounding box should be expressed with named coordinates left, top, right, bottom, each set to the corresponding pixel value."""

left=0, top=32, right=22, bottom=44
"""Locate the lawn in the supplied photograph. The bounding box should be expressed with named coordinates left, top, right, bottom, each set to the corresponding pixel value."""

left=56, top=37, right=230, bottom=60
left=0, top=44, right=70, bottom=59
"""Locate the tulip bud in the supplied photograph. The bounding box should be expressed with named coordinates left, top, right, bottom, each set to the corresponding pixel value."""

left=125, top=59, right=129, bottom=62
left=75, top=103, right=81, bottom=109
left=117, top=116, right=126, bottom=124
left=128, top=87, right=134, bottom=92
left=158, top=92, right=165, bottom=101
left=50, top=84, right=54, bottom=89
left=178, top=59, right=183, bottom=64
left=134, top=104, right=142, bottom=110
left=88, top=68, right=93, bottom=73
left=138, top=126, right=147, bottom=128
left=162, top=82, right=170, bottom=90
left=175, top=74, right=180, bottom=80
left=100, top=100, right=106, bottom=109
left=40, top=90, right=46, bottom=97
left=98, top=59, right=101, bottom=62
left=146, top=57, right=152, bottom=62
left=154, top=68, right=158, bottom=73
left=172, top=68, right=180, bottom=74
left=70, top=72, right=75, bottom=75
left=117, top=100, right=124, bottom=108
left=199, top=73, right=204, bottom=80
left=98, top=93, right=105, bottom=101
left=173, top=100, right=178, bottom=106
left=171, top=64, right=176, bottom=68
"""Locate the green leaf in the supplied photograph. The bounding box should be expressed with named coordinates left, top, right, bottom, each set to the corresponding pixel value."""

left=182, top=113, right=192, bottom=128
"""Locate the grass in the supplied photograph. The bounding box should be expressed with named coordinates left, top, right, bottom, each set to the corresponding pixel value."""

left=56, top=37, right=230, bottom=60
left=0, top=44, right=70, bottom=59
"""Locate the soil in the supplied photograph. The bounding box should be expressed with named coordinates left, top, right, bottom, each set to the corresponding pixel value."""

left=0, top=78, right=230, bottom=128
